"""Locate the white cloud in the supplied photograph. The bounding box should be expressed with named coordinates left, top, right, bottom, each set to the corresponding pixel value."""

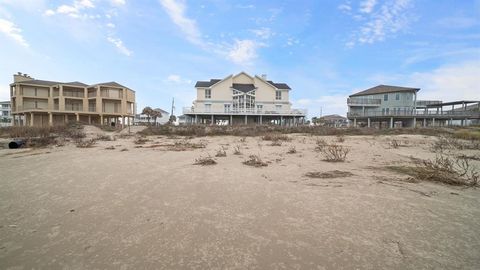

left=106, top=22, right=115, bottom=28
left=159, top=0, right=202, bottom=45
left=166, top=74, right=192, bottom=84
left=227, top=39, right=260, bottom=65
left=346, top=0, right=414, bottom=46
left=110, top=0, right=126, bottom=6
left=338, top=3, right=352, bottom=13
left=0, top=18, right=29, bottom=47
left=408, top=61, right=480, bottom=101
left=250, top=27, right=273, bottom=40
left=107, top=36, right=132, bottom=56
left=44, top=0, right=95, bottom=18
left=360, top=0, right=377, bottom=14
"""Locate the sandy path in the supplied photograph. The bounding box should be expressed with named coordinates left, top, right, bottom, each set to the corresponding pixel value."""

left=0, top=134, right=479, bottom=269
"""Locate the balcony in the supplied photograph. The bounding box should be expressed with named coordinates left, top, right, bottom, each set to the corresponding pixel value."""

left=63, top=91, right=85, bottom=98
left=347, top=98, right=381, bottom=106
left=347, top=110, right=480, bottom=118
left=183, top=107, right=307, bottom=116
left=415, top=100, right=442, bottom=107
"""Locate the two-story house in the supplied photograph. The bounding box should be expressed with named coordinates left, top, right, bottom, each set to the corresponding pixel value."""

left=347, top=85, right=479, bottom=128
left=183, top=72, right=306, bottom=125
left=10, top=72, right=136, bottom=127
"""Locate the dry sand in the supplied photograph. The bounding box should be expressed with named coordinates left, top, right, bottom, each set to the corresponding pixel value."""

left=0, top=129, right=479, bottom=269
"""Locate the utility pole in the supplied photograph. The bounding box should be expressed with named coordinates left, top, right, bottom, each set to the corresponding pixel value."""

left=170, top=98, right=175, bottom=123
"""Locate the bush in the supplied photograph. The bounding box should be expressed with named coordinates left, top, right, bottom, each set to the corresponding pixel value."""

left=76, top=139, right=96, bottom=148
left=243, top=155, right=268, bottom=167
left=233, top=145, right=242, bottom=155
left=287, top=146, right=297, bottom=154
left=215, top=148, right=227, bottom=157
left=416, top=155, right=479, bottom=186
left=321, top=144, right=350, bottom=162
left=262, top=133, right=291, bottom=141
left=194, top=156, right=217, bottom=166
left=315, top=138, right=328, bottom=151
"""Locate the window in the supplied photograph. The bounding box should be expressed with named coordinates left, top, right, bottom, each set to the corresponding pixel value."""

left=384, top=94, right=388, bottom=101
left=396, top=93, right=400, bottom=100
left=386, top=108, right=390, bottom=114
left=276, top=90, right=282, bottom=100
left=256, top=104, right=263, bottom=112
left=382, top=108, right=385, bottom=115
left=205, top=104, right=211, bottom=112
left=224, top=104, right=231, bottom=112
left=275, top=105, right=282, bottom=111
left=205, top=89, right=211, bottom=99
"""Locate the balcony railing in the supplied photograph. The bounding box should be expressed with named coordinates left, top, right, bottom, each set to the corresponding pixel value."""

left=347, top=98, right=382, bottom=106
left=63, top=91, right=85, bottom=98
left=89, top=106, right=96, bottom=112
left=88, top=92, right=97, bottom=98
left=183, top=107, right=307, bottom=116
left=415, top=100, right=442, bottom=107
left=347, top=110, right=480, bottom=118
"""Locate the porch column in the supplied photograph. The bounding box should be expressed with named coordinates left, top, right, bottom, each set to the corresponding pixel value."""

left=353, top=118, right=357, bottom=127
left=423, top=118, right=426, bottom=127
left=244, top=115, right=247, bottom=125
left=195, top=114, right=198, bottom=124
left=450, top=118, right=453, bottom=126
left=30, top=113, right=34, bottom=126
left=280, top=116, right=283, bottom=126
left=65, top=114, right=68, bottom=124
left=412, top=117, right=416, bottom=128
left=390, top=117, right=394, bottom=129
left=367, top=118, right=371, bottom=128
left=12, top=115, right=16, bottom=126
left=432, top=118, right=435, bottom=127
left=100, top=115, right=103, bottom=125
left=230, top=115, right=233, bottom=125
left=211, top=114, right=214, bottom=125
left=260, top=115, right=263, bottom=125
left=88, top=115, right=92, bottom=124
left=48, top=113, right=53, bottom=126
left=76, top=113, right=80, bottom=122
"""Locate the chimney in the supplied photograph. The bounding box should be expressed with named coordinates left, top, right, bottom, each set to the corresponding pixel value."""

left=261, top=74, right=267, bottom=80
left=13, top=72, right=34, bottom=83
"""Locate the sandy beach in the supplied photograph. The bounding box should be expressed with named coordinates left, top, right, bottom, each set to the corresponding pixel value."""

left=1, top=128, right=479, bottom=269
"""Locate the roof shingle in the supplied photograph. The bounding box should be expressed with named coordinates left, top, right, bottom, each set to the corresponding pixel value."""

left=232, top=84, right=256, bottom=93
left=350, top=85, right=420, bottom=97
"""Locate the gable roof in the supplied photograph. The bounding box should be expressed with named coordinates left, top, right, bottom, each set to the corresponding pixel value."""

left=195, top=79, right=222, bottom=88
left=65, top=81, right=88, bottom=87
left=94, top=81, right=128, bottom=88
left=267, top=81, right=291, bottom=90
left=232, top=83, right=256, bottom=93
left=350, top=85, right=420, bottom=97
left=16, top=79, right=62, bottom=86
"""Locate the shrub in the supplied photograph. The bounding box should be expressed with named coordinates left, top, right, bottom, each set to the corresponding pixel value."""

left=233, top=145, right=242, bottom=155
left=321, top=144, right=350, bottom=162
left=105, top=146, right=115, bottom=150
left=270, top=140, right=282, bottom=146
left=194, top=156, right=217, bottom=166
left=243, top=155, right=268, bottom=167
left=76, top=139, right=96, bottom=148
left=390, top=139, right=400, bottom=149
left=415, top=155, right=479, bottom=186
left=336, top=135, right=345, bottom=143
left=287, top=146, right=297, bottom=154
left=97, top=135, right=113, bottom=141
left=262, top=133, right=291, bottom=141
left=315, top=138, right=328, bottom=151
left=305, top=170, right=354, bottom=178
left=215, top=148, right=227, bottom=157
left=134, top=137, right=149, bottom=145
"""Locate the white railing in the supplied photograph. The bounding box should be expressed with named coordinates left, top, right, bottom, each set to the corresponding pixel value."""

left=416, top=100, right=442, bottom=107
left=347, top=98, right=381, bottom=105
left=183, top=107, right=307, bottom=115
left=348, top=110, right=480, bottom=118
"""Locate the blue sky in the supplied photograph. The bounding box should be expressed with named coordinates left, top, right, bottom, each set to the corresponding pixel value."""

left=0, top=0, right=479, bottom=117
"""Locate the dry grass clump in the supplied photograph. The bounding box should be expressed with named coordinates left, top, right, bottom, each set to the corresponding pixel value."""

left=120, top=148, right=129, bottom=152
left=262, top=133, right=291, bottom=141
left=75, top=139, right=96, bottom=148
left=336, top=135, right=345, bottom=143
left=169, top=140, right=206, bottom=151
left=270, top=140, right=283, bottom=146
left=97, top=134, right=114, bottom=141
left=287, top=146, right=297, bottom=154
left=233, top=145, right=242, bottom=155
left=390, top=139, right=401, bottom=149
left=239, top=137, right=247, bottom=143
left=453, top=129, right=480, bottom=141
left=315, top=138, right=328, bottom=151
left=386, top=155, right=479, bottom=186
left=320, top=144, right=350, bottom=162
left=194, top=156, right=217, bottom=166
left=305, top=170, right=354, bottom=179
left=105, top=146, right=115, bottom=150
left=243, top=155, right=268, bottom=167
left=215, top=148, right=227, bottom=157
left=431, top=135, right=479, bottom=152
left=134, top=136, right=149, bottom=145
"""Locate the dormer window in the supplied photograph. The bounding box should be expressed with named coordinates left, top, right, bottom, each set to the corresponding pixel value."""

left=205, top=89, right=211, bottom=99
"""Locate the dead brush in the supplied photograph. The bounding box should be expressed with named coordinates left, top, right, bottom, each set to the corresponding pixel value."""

left=270, top=140, right=283, bottom=146
left=243, top=155, right=268, bottom=167
left=134, top=136, right=149, bottom=145
left=287, top=146, right=297, bottom=154
left=75, top=139, right=96, bottom=148
left=239, top=137, right=247, bottom=143
left=415, top=155, right=479, bottom=186
left=105, top=146, right=115, bottom=150
left=390, top=139, right=401, bottom=149
left=315, top=138, right=328, bottom=151
left=194, top=155, right=217, bottom=166
left=336, top=135, right=345, bottom=143
left=215, top=148, right=227, bottom=157
left=321, top=144, right=350, bottom=162
left=262, top=133, right=291, bottom=142
left=96, top=134, right=114, bottom=141
left=169, top=140, right=206, bottom=151
left=233, top=145, right=242, bottom=155
left=305, top=170, right=354, bottom=179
